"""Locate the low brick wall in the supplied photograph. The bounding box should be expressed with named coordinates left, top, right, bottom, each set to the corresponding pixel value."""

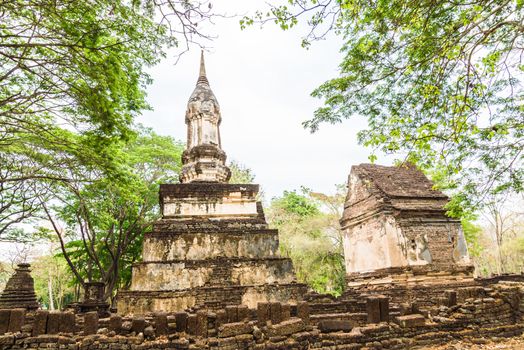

left=0, top=282, right=522, bottom=350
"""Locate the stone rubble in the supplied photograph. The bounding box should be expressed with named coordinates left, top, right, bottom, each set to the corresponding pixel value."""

left=0, top=282, right=522, bottom=349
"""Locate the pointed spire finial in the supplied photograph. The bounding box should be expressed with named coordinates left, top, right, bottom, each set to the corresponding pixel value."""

left=197, top=50, right=209, bottom=85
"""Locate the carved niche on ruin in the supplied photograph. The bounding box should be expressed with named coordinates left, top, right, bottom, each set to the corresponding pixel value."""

left=341, top=163, right=473, bottom=286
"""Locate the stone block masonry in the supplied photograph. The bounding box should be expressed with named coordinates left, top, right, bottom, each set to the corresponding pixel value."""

left=118, top=183, right=307, bottom=314
left=341, top=163, right=474, bottom=290
left=1, top=282, right=524, bottom=349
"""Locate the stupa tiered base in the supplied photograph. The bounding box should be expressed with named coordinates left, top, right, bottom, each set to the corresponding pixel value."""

left=117, top=183, right=306, bottom=315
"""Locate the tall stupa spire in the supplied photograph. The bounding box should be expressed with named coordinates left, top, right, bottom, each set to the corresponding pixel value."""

left=197, top=50, right=208, bottom=85
left=179, top=51, right=231, bottom=183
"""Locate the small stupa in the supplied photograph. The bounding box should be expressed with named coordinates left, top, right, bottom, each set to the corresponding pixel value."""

left=0, top=263, right=39, bottom=310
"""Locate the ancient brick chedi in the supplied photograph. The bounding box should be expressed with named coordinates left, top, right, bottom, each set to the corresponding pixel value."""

left=0, top=263, right=38, bottom=310
left=117, top=53, right=305, bottom=315
left=341, top=164, right=474, bottom=288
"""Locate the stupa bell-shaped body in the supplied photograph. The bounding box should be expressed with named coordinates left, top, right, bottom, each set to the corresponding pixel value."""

left=180, top=51, right=231, bottom=183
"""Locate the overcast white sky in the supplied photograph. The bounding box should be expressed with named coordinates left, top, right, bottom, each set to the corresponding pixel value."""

left=135, top=1, right=387, bottom=200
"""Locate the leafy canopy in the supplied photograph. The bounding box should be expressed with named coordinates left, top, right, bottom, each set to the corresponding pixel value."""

left=0, top=0, right=170, bottom=142
left=245, top=0, right=524, bottom=214
left=43, top=128, right=184, bottom=299
left=0, top=0, right=170, bottom=237
left=0, top=0, right=217, bottom=237
left=268, top=187, right=345, bottom=295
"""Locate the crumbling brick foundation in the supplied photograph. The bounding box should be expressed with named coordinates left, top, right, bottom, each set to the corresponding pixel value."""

left=1, top=279, right=523, bottom=349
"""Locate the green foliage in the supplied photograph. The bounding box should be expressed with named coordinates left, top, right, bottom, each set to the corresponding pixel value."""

left=272, top=188, right=320, bottom=219
left=268, top=187, right=346, bottom=296
left=0, top=0, right=172, bottom=238
left=461, top=217, right=484, bottom=258
left=43, top=128, right=184, bottom=299
left=0, top=0, right=168, bottom=140
left=0, top=0, right=217, bottom=239
left=246, top=0, right=524, bottom=212
left=31, top=254, right=76, bottom=310
left=516, top=236, right=524, bottom=258
left=228, top=161, right=256, bottom=184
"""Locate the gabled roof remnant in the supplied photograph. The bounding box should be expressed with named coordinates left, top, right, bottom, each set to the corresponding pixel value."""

left=352, top=163, right=447, bottom=199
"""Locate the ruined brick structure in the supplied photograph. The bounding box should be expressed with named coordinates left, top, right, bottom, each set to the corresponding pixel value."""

left=117, top=53, right=306, bottom=315
left=0, top=264, right=38, bottom=310
left=74, top=282, right=110, bottom=317
left=341, top=164, right=474, bottom=292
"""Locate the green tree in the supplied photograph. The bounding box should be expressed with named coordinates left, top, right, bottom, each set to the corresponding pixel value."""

left=244, top=0, right=524, bottom=213
left=268, top=187, right=346, bottom=296
left=228, top=161, right=256, bottom=184
left=0, top=0, right=217, bottom=238
left=41, top=128, right=184, bottom=301
left=1, top=127, right=119, bottom=241
left=31, top=254, right=75, bottom=310
left=461, top=218, right=484, bottom=259
left=460, top=216, right=485, bottom=275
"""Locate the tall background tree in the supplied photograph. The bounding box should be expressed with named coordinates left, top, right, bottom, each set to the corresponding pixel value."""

left=0, top=0, right=217, bottom=238
left=31, top=253, right=75, bottom=310
left=244, top=0, right=524, bottom=215
left=39, top=128, right=184, bottom=301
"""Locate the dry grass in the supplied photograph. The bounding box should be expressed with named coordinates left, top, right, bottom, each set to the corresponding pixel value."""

left=426, top=335, right=524, bottom=349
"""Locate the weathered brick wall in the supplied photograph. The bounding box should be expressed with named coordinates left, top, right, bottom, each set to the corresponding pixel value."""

left=398, top=217, right=459, bottom=267
left=341, top=164, right=473, bottom=282
left=0, top=282, right=523, bottom=350
left=118, top=283, right=308, bottom=314
left=345, top=281, right=483, bottom=310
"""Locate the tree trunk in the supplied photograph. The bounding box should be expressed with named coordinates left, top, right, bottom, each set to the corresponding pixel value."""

left=48, top=274, right=55, bottom=310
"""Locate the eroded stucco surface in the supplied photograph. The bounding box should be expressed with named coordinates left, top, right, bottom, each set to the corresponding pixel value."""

left=118, top=183, right=303, bottom=314
left=341, top=164, right=474, bottom=284
left=143, top=231, right=279, bottom=261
